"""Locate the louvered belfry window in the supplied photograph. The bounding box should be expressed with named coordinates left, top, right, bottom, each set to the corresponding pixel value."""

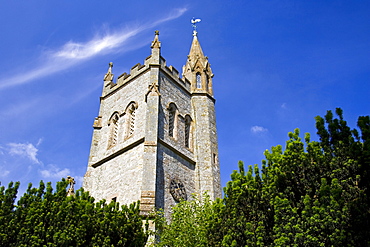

left=108, top=113, right=119, bottom=149
left=129, top=106, right=135, bottom=136
left=124, top=102, right=137, bottom=139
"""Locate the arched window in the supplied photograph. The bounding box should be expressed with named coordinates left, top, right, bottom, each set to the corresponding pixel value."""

left=168, top=103, right=177, bottom=139
left=108, top=113, right=119, bottom=149
left=196, top=73, right=202, bottom=89
left=125, top=102, right=137, bottom=139
left=184, top=115, right=192, bottom=148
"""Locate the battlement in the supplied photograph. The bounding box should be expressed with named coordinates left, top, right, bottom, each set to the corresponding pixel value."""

left=102, top=56, right=191, bottom=98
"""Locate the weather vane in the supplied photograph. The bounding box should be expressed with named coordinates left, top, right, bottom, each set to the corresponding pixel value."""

left=191, top=17, right=201, bottom=36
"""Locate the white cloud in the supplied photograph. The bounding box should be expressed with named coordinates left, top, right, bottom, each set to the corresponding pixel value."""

left=53, top=28, right=140, bottom=60
left=251, top=125, right=268, bottom=134
left=40, top=164, right=70, bottom=179
left=36, top=138, right=43, bottom=147
left=281, top=103, right=287, bottom=109
left=0, top=166, right=10, bottom=178
left=0, top=7, right=187, bottom=91
left=7, top=142, right=40, bottom=164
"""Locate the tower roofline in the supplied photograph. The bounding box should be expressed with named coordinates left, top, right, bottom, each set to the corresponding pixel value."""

left=183, top=29, right=214, bottom=96
left=188, top=34, right=205, bottom=60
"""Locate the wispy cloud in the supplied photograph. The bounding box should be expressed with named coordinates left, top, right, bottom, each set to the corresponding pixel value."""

left=0, top=8, right=187, bottom=90
left=39, top=164, right=84, bottom=187
left=0, top=166, right=10, bottom=178
left=7, top=142, right=40, bottom=164
left=53, top=28, right=140, bottom=60
left=39, top=164, right=70, bottom=179
left=251, top=125, right=268, bottom=134
left=0, top=98, right=42, bottom=118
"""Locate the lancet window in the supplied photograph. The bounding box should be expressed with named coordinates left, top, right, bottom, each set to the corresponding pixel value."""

left=108, top=113, right=119, bottom=149
left=213, top=153, right=218, bottom=164
left=184, top=115, right=192, bottom=149
left=196, top=73, right=202, bottom=89
left=168, top=103, right=178, bottom=138
left=125, top=102, right=138, bottom=139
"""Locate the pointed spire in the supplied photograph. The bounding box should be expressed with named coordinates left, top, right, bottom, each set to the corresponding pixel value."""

left=183, top=25, right=214, bottom=96
left=188, top=34, right=205, bottom=61
left=189, top=18, right=204, bottom=58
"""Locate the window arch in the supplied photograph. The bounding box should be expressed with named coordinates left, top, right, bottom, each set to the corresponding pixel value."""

left=196, top=73, right=202, bottom=89
left=108, top=112, right=119, bottom=149
left=124, top=102, right=138, bottom=139
left=184, top=115, right=192, bottom=149
left=168, top=103, right=178, bottom=139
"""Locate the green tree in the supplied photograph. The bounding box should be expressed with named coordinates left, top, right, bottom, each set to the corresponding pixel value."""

left=0, top=179, right=148, bottom=247
left=0, top=181, right=20, bottom=245
left=212, top=163, right=272, bottom=247
left=153, top=194, right=215, bottom=247
left=154, top=109, right=369, bottom=246
left=213, top=109, right=370, bottom=246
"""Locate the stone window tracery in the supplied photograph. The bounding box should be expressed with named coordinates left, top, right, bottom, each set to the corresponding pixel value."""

left=170, top=179, right=187, bottom=202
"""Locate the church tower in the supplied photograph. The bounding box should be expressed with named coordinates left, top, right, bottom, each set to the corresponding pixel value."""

left=83, top=30, right=221, bottom=218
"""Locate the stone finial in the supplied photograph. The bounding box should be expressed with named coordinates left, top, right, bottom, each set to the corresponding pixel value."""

left=104, top=62, right=114, bottom=82
left=151, top=30, right=161, bottom=49
left=66, top=176, right=75, bottom=196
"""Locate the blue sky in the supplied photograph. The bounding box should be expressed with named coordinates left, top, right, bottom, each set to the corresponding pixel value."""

left=0, top=1, right=369, bottom=196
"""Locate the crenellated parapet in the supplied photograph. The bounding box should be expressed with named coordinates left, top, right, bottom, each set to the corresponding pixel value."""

left=101, top=53, right=190, bottom=98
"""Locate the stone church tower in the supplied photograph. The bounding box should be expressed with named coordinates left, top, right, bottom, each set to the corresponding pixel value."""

left=83, top=30, right=221, bottom=217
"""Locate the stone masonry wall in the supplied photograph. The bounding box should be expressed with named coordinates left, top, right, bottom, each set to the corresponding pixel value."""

left=191, top=95, right=222, bottom=199
left=91, top=72, right=150, bottom=164
left=84, top=143, right=144, bottom=205
left=156, top=143, right=196, bottom=219
left=84, top=69, right=150, bottom=206
left=158, top=71, right=193, bottom=158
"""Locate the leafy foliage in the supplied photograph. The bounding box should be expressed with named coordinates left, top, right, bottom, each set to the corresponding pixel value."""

left=156, top=109, right=370, bottom=246
left=0, top=179, right=148, bottom=247
left=2, top=109, right=369, bottom=246
left=153, top=194, right=216, bottom=247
